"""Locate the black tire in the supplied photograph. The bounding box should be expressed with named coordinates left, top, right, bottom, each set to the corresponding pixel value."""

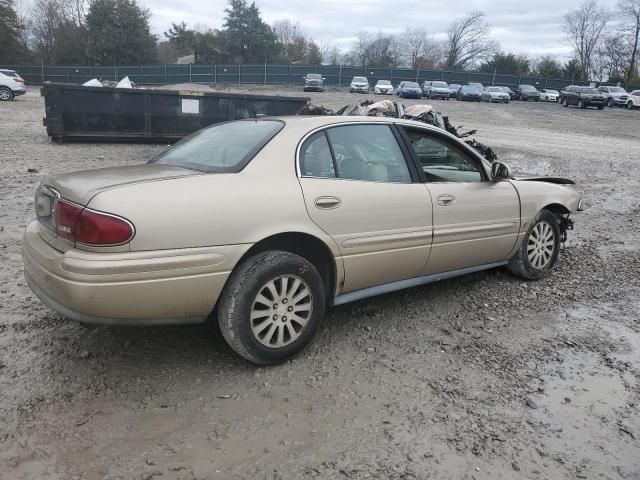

left=578, top=99, right=585, bottom=109
left=0, top=87, right=13, bottom=101
left=627, top=101, right=634, bottom=110
left=607, top=98, right=614, bottom=107
left=597, top=105, right=604, bottom=110
left=562, top=97, right=568, bottom=107
left=217, top=251, right=326, bottom=365
left=507, top=210, right=561, bottom=280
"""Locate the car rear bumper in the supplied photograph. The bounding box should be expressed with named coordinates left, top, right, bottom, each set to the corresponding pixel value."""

left=13, top=89, right=26, bottom=96
left=304, top=86, right=323, bottom=91
left=22, top=221, right=250, bottom=325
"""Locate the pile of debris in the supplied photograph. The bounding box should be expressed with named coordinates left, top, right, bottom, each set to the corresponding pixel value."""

left=297, top=99, right=497, bottom=162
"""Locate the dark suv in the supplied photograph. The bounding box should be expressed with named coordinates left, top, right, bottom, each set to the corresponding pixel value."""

left=303, top=73, right=325, bottom=92
left=560, top=86, right=606, bottom=109
left=514, top=84, right=540, bottom=101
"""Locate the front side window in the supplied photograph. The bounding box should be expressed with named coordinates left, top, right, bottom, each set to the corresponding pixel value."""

left=151, top=120, right=283, bottom=173
left=401, top=127, right=482, bottom=183
left=325, top=125, right=411, bottom=183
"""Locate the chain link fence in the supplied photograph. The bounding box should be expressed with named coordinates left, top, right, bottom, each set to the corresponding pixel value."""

left=2, top=63, right=638, bottom=91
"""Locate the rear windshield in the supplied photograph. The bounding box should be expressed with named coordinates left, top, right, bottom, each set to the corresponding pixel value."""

left=150, top=120, right=284, bottom=173
left=0, top=70, right=16, bottom=75
left=580, top=87, right=598, bottom=94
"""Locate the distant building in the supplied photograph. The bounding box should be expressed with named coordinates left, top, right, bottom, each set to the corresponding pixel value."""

left=176, top=55, right=195, bottom=65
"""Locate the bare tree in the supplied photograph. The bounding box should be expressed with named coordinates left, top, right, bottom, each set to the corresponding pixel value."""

left=564, top=1, right=609, bottom=79
left=401, top=28, right=440, bottom=69
left=444, top=12, right=498, bottom=70
left=619, top=0, right=640, bottom=84
left=320, top=43, right=344, bottom=65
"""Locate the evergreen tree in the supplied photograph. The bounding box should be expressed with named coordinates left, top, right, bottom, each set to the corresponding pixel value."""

left=221, top=0, right=279, bottom=63
left=0, top=0, right=24, bottom=63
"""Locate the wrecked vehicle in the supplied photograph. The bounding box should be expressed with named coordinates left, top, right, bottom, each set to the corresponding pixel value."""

left=23, top=112, right=584, bottom=365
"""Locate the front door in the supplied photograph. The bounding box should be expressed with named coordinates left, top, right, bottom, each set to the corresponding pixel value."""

left=398, top=125, right=520, bottom=275
left=298, top=123, right=433, bottom=293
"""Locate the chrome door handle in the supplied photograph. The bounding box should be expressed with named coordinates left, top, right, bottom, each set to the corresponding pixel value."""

left=315, top=196, right=342, bottom=209
left=437, top=194, right=456, bottom=206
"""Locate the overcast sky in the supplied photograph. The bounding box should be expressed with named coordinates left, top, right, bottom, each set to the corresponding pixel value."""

left=144, top=0, right=620, bottom=59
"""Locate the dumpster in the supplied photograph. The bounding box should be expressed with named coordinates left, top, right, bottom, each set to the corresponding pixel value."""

left=41, top=83, right=310, bottom=142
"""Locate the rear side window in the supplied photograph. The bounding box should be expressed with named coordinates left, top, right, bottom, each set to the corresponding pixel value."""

left=300, top=132, right=335, bottom=178
left=151, top=120, right=284, bottom=173
left=327, top=125, right=411, bottom=183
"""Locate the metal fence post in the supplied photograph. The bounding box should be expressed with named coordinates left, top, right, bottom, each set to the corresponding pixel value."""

left=189, top=63, right=192, bottom=83
left=338, top=64, right=342, bottom=87
left=114, top=66, right=118, bottom=81
left=492, top=69, right=496, bottom=86
left=238, top=63, right=241, bottom=85
left=288, top=64, right=291, bottom=85
left=164, top=64, right=167, bottom=84
left=41, top=60, right=45, bottom=83
left=213, top=64, right=216, bottom=84
left=467, top=70, right=471, bottom=83
left=264, top=61, right=267, bottom=85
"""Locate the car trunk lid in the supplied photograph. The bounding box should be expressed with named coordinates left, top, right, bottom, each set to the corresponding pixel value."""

left=41, top=164, right=201, bottom=205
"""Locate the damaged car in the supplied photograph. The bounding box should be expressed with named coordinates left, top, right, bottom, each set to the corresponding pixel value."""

left=23, top=112, right=584, bottom=365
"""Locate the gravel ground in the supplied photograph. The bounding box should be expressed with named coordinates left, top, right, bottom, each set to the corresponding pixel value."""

left=1, top=86, right=639, bottom=480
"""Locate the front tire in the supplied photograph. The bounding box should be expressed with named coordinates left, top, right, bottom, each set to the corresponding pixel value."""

left=0, top=87, right=13, bottom=101
left=578, top=99, right=585, bottom=109
left=607, top=98, right=614, bottom=107
left=507, top=210, right=561, bottom=280
left=217, top=251, right=326, bottom=365
left=562, top=97, right=568, bottom=107
left=627, top=101, right=634, bottom=110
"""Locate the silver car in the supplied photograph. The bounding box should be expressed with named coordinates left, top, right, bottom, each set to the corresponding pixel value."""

left=481, top=86, right=511, bottom=103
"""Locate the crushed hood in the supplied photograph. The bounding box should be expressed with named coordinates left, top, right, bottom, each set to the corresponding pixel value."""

left=511, top=172, right=575, bottom=185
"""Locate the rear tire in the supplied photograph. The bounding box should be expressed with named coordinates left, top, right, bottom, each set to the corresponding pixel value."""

left=562, top=97, right=568, bottom=107
left=578, top=99, right=585, bottom=109
left=507, top=210, right=561, bottom=280
left=627, top=101, right=634, bottom=110
left=0, top=87, right=13, bottom=101
left=607, top=98, right=614, bottom=107
left=217, top=251, right=326, bottom=365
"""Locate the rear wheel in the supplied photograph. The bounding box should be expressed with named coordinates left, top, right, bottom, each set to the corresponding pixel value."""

left=607, top=98, right=614, bottom=107
left=627, top=101, right=634, bottom=110
left=562, top=97, right=568, bottom=107
left=0, top=87, right=13, bottom=101
left=507, top=210, right=561, bottom=280
left=578, top=99, right=585, bottom=109
left=217, top=251, right=326, bottom=365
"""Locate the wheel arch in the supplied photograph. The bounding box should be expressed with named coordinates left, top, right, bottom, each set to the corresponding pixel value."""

left=234, top=232, right=339, bottom=305
left=542, top=203, right=571, bottom=215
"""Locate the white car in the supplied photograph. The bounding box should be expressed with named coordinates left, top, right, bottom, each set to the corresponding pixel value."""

left=350, top=76, right=370, bottom=94
left=0, top=70, right=26, bottom=101
left=626, top=90, right=640, bottom=109
left=374, top=80, right=394, bottom=95
left=540, top=89, right=559, bottom=102
left=481, top=86, right=510, bottom=103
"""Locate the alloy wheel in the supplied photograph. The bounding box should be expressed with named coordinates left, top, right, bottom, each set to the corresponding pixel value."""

left=527, top=221, right=556, bottom=269
left=0, top=88, right=12, bottom=101
left=250, top=274, right=313, bottom=348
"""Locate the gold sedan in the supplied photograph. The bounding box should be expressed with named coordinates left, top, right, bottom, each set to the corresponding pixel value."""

left=22, top=116, right=584, bottom=364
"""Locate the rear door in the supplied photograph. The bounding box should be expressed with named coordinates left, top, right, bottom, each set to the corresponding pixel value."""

left=398, top=125, right=520, bottom=275
left=298, top=123, right=433, bottom=293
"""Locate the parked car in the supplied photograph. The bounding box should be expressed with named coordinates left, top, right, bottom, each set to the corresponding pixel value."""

left=539, top=89, right=559, bottom=102
left=397, top=81, right=423, bottom=99
left=481, top=86, right=510, bottom=103
left=597, top=86, right=629, bottom=107
left=0, top=70, right=26, bottom=101
left=560, top=85, right=606, bottom=109
left=22, top=116, right=584, bottom=364
left=448, top=84, right=461, bottom=98
left=303, top=73, right=325, bottom=92
left=349, top=76, right=369, bottom=93
left=374, top=80, right=394, bottom=95
left=497, top=86, right=517, bottom=100
left=515, top=85, right=541, bottom=101
left=424, top=81, right=450, bottom=100
left=625, top=90, right=640, bottom=109
left=457, top=84, right=482, bottom=101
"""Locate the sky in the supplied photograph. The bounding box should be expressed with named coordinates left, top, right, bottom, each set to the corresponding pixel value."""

left=144, top=0, right=621, bottom=60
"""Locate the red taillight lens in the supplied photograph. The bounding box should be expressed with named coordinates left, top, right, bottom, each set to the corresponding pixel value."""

left=54, top=199, right=134, bottom=246
left=55, top=200, right=82, bottom=240
left=75, top=209, right=134, bottom=245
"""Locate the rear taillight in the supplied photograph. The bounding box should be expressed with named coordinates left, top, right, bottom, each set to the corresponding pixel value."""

left=54, top=199, right=134, bottom=246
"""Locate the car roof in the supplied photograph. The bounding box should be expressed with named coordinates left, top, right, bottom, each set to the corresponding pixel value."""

left=268, top=115, right=447, bottom=133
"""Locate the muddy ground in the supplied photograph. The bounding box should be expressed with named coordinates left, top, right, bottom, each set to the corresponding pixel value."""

left=0, top=86, right=639, bottom=480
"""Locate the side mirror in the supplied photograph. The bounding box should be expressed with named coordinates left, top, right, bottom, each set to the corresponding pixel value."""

left=491, top=161, right=512, bottom=181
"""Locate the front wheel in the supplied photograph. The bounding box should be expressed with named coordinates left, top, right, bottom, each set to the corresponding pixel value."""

left=627, top=101, right=634, bottom=110
left=562, top=97, right=568, bottom=107
left=217, top=251, right=326, bottom=365
left=507, top=210, right=561, bottom=280
left=578, top=99, right=585, bottom=109
left=0, top=87, right=13, bottom=101
left=607, top=98, right=614, bottom=107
